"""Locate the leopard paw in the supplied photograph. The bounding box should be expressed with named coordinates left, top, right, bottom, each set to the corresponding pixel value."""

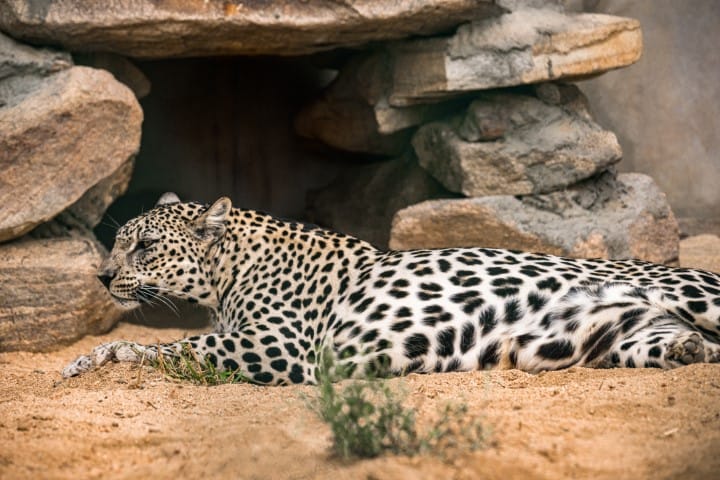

left=61, top=354, right=95, bottom=378
left=665, top=332, right=706, bottom=365
left=60, top=341, right=138, bottom=378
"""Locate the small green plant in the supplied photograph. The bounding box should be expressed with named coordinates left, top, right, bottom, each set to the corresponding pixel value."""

left=310, top=351, right=485, bottom=459
left=150, top=343, right=249, bottom=385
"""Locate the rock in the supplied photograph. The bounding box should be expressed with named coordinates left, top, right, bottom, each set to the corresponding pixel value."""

left=306, top=153, right=452, bottom=248
left=412, top=87, right=622, bottom=196
left=679, top=235, right=720, bottom=274
left=0, top=0, right=506, bottom=58
left=74, top=53, right=151, bottom=99
left=64, top=158, right=136, bottom=230
left=0, top=235, right=123, bottom=352
left=390, top=172, right=679, bottom=264
left=388, top=9, right=642, bottom=105
left=678, top=218, right=720, bottom=239
left=31, top=158, right=136, bottom=238
left=0, top=34, right=142, bottom=242
left=295, top=80, right=415, bottom=156
left=295, top=52, right=468, bottom=155
left=0, top=30, right=71, bottom=80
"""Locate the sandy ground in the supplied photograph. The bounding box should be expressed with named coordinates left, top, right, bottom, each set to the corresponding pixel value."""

left=1, top=321, right=719, bottom=480
left=2, top=237, right=720, bottom=479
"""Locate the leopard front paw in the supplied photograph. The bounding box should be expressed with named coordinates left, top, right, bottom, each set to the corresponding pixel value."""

left=61, top=354, right=96, bottom=378
left=60, top=342, right=123, bottom=378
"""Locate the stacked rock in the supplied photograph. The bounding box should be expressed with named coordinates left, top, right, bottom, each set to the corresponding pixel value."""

left=0, top=33, right=143, bottom=351
left=302, top=6, right=679, bottom=264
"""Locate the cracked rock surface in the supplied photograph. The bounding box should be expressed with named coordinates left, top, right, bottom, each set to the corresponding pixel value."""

left=390, top=172, right=679, bottom=264
left=412, top=87, right=622, bottom=196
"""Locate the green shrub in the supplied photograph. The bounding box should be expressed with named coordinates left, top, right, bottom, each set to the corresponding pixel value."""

left=310, top=352, right=485, bottom=459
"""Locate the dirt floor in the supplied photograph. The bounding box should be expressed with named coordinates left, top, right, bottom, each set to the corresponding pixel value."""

left=2, top=237, right=720, bottom=480
left=2, top=323, right=719, bottom=480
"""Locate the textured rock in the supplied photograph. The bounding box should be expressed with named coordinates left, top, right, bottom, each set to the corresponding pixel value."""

left=295, top=52, right=466, bottom=155
left=679, top=235, right=720, bottom=274
left=64, top=159, right=136, bottom=230
left=0, top=235, right=123, bottom=352
left=412, top=88, right=622, bottom=196
left=0, top=0, right=504, bottom=58
left=0, top=34, right=142, bottom=242
left=678, top=218, right=720, bottom=239
left=306, top=153, right=451, bottom=248
left=294, top=7, right=638, bottom=152
left=388, top=9, right=642, bottom=105
left=75, top=53, right=151, bottom=99
left=390, top=172, right=679, bottom=264
left=31, top=159, right=136, bottom=238
left=0, top=30, right=71, bottom=79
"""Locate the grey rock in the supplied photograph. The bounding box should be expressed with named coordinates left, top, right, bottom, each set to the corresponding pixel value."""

left=0, top=0, right=504, bottom=58
left=390, top=172, right=679, bottom=264
left=388, top=9, right=642, bottom=106
left=0, top=31, right=71, bottom=80
left=306, top=153, right=451, bottom=248
left=0, top=51, right=142, bottom=242
left=0, top=234, right=123, bottom=352
left=412, top=88, right=622, bottom=196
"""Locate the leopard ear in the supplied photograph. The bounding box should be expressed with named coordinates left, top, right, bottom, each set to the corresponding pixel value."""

left=192, top=197, right=232, bottom=242
left=156, top=192, right=181, bottom=206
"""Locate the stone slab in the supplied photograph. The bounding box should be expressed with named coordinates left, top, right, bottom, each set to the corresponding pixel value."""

left=679, top=235, right=720, bottom=274
left=389, top=9, right=642, bottom=105
left=412, top=87, right=622, bottom=196
left=0, top=0, right=505, bottom=58
left=390, top=172, right=679, bottom=264
left=0, top=235, right=123, bottom=352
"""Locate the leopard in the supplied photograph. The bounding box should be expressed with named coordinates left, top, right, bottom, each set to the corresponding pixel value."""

left=62, top=193, right=720, bottom=385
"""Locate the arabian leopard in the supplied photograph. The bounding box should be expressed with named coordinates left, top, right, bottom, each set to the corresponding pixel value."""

left=63, top=193, right=720, bottom=384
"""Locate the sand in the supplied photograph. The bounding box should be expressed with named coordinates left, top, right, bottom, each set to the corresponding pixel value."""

left=2, top=237, right=720, bottom=479
left=1, top=321, right=719, bottom=480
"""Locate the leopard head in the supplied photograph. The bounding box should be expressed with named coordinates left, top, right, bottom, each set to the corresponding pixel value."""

left=97, top=193, right=231, bottom=309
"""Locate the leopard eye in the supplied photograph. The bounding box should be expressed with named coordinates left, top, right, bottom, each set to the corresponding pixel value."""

left=139, top=239, right=156, bottom=250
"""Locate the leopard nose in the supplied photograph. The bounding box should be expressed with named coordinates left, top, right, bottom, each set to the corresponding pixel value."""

left=97, top=272, right=115, bottom=290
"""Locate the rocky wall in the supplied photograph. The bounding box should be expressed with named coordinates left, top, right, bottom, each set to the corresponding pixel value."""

left=0, top=0, right=688, bottom=352
left=0, top=33, right=139, bottom=351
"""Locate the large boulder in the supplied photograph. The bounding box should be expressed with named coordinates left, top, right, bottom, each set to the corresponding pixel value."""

left=0, top=0, right=507, bottom=58
left=0, top=33, right=142, bottom=242
left=306, top=153, right=452, bottom=248
left=0, top=235, right=124, bottom=352
left=390, top=172, right=679, bottom=264
left=412, top=87, right=622, bottom=196
left=389, top=9, right=642, bottom=105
